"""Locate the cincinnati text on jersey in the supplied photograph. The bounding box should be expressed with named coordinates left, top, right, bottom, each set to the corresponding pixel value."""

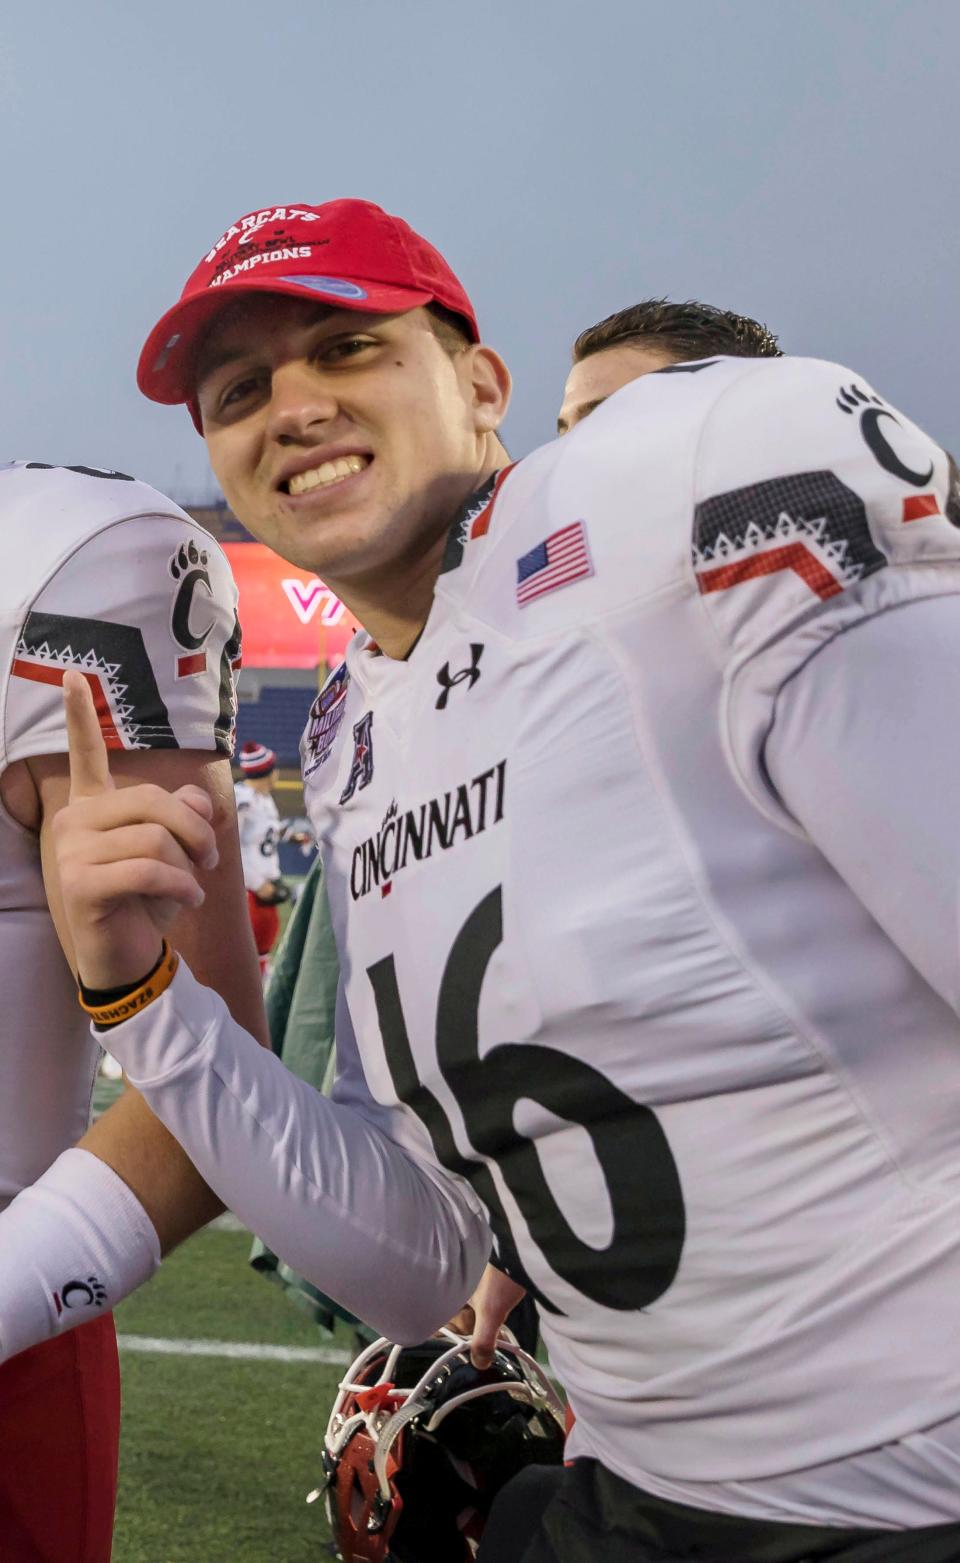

left=350, top=760, right=507, bottom=901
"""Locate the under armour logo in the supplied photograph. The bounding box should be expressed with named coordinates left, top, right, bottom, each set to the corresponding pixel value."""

left=435, top=644, right=484, bottom=710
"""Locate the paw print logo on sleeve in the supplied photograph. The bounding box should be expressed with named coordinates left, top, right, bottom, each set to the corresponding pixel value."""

left=53, top=1275, right=108, bottom=1316
left=836, top=382, right=935, bottom=488
left=169, top=538, right=216, bottom=677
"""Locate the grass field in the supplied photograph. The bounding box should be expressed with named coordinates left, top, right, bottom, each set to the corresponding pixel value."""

left=112, top=1219, right=344, bottom=1562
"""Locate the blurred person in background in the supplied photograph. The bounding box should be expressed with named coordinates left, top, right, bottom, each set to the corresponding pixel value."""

left=556, top=297, right=782, bottom=436
left=235, top=739, right=290, bottom=976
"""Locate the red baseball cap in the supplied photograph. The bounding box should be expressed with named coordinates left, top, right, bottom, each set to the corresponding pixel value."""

left=137, top=198, right=480, bottom=423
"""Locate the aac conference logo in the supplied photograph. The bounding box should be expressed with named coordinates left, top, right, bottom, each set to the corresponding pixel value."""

left=281, top=577, right=347, bottom=628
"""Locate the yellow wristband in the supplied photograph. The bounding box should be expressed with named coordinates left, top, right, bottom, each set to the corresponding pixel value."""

left=78, top=941, right=180, bottom=1026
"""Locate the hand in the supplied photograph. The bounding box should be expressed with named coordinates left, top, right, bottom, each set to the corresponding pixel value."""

left=54, top=671, right=219, bottom=989
left=447, top=1263, right=527, bottom=1369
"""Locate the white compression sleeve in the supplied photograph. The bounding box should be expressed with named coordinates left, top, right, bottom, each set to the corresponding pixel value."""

left=100, top=960, right=491, bottom=1344
left=0, top=1147, right=160, bottom=1363
left=764, top=595, right=960, bottom=1012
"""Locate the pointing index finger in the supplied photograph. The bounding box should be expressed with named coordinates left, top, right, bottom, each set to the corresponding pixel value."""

left=64, top=670, right=115, bottom=799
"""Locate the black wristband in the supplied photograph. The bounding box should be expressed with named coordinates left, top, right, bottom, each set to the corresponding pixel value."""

left=80, top=944, right=167, bottom=1031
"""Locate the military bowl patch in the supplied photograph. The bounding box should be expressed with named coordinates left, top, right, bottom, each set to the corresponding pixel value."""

left=302, top=662, right=350, bottom=777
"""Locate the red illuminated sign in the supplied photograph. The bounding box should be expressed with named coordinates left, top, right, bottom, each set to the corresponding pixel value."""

left=222, top=543, right=359, bottom=668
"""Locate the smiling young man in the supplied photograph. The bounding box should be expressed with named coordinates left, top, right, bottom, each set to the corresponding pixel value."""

left=187, top=293, right=509, bottom=656
left=39, top=200, right=960, bottom=1561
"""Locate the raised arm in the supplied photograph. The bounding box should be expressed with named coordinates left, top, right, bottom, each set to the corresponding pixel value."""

left=33, top=743, right=268, bottom=1247
left=50, top=674, right=490, bottom=1342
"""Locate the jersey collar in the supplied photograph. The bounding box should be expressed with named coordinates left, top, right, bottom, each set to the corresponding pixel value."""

left=439, top=464, right=517, bottom=577
left=347, top=463, right=517, bottom=674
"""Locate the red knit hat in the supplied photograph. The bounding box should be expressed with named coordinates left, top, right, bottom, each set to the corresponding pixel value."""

left=239, top=741, right=276, bottom=778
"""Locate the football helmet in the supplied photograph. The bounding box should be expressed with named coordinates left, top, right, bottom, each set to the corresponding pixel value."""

left=314, top=1327, right=566, bottom=1562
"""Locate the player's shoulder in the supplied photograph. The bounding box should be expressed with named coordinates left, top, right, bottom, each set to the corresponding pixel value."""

left=450, top=352, right=960, bottom=654
left=0, top=458, right=189, bottom=537
left=449, top=356, right=770, bottom=635
left=692, top=353, right=960, bottom=663
left=1, top=462, right=242, bottom=762
left=0, top=458, right=229, bottom=609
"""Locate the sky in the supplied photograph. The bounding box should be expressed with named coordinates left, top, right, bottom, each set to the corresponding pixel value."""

left=1, top=0, right=958, bottom=502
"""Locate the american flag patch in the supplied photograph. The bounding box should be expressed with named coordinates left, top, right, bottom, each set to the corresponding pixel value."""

left=516, top=521, right=593, bottom=606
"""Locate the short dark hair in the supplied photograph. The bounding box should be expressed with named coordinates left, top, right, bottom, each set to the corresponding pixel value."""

left=426, top=301, right=473, bottom=355
left=572, top=298, right=782, bottom=366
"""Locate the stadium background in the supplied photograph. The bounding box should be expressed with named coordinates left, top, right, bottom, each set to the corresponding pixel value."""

left=190, top=499, right=354, bottom=867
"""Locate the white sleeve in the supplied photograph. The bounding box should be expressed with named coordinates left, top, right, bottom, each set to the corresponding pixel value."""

left=100, top=962, right=492, bottom=1343
left=5, top=513, right=241, bottom=764
left=763, top=595, right=960, bottom=1012
left=693, top=356, right=960, bottom=826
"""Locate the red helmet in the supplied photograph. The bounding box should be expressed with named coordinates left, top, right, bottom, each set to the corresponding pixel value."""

left=314, top=1329, right=565, bottom=1562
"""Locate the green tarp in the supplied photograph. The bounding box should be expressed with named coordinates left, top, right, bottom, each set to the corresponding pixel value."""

left=248, top=859, right=375, bottom=1343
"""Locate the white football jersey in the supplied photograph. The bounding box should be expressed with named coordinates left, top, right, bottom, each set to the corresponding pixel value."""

left=0, top=460, right=240, bottom=1210
left=299, top=357, right=960, bottom=1500
left=235, top=781, right=281, bottom=888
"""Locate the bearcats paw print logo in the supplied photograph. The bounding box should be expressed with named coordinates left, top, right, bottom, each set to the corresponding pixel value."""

left=169, top=539, right=216, bottom=675
left=169, top=539, right=208, bottom=578
left=836, top=381, right=882, bottom=417
left=836, top=381, right=934, bottom=488
left=54, top=1275, right=107, bottom=1316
